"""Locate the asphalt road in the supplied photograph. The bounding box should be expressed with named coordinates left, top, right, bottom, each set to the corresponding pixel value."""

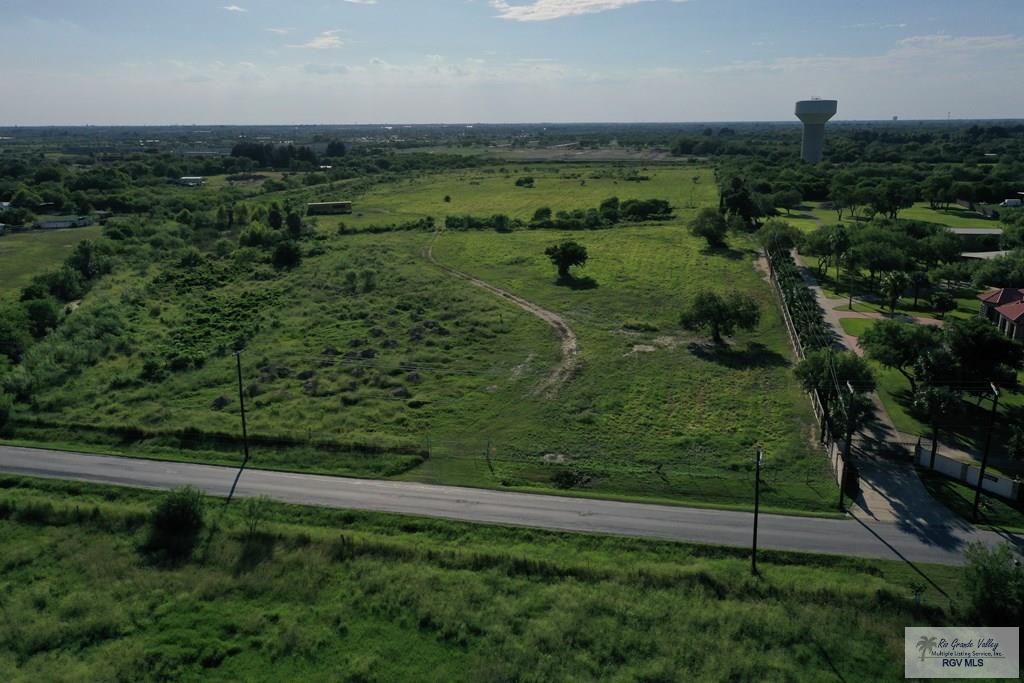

left=1, top=445, right=1020, bottom=566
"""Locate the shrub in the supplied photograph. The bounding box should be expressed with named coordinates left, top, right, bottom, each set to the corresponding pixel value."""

left=241, top=496, right=270, bottom=538
left=272, top=242, right=302, bottom=270
left=140, top=358, right=167, bottom=383
left=360, top=269, right=377, bottom=293
left=961, top=542, right=1024, bottom=626
left=552, top=469, right=584, bottom=489
left=239, top=225, right=275, bottom=248
left=145, top=486, right=205, bottom=561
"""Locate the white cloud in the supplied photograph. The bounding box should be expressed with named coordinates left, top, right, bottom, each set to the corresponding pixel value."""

left=303, top=63, right=351, bottom=75
left=894, top=33, right=1023, bottom=52
left=289, top=30, right=344, bottom=49
left=222, top=4, right=247, bottom=12
left=703, top=33, right=1024, bottom=75
left=266, top=27, right=293, bottom=35
left=490, top=0, right=686, bottom=22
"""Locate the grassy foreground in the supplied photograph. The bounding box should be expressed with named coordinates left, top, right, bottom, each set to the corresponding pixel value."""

left=0, top=476, right=961, bottom=682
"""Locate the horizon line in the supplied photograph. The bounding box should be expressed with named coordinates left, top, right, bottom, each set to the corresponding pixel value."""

left=2, top=117, right=1023, bottom=129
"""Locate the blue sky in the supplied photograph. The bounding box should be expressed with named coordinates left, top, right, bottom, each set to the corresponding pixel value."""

left=2, top=0, right=1022, bottom=124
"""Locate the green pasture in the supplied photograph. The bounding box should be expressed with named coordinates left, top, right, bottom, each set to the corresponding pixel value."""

left=426, top=223, right=832, bottom=511
left=0, top=227, right=102, bottom=299
left=9, top=162, right=837, bottom=513
left=306, top=163, right=710, bottom=231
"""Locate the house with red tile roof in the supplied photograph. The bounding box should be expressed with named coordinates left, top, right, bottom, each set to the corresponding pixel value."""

left=977, top=287, right=1024, bottom=339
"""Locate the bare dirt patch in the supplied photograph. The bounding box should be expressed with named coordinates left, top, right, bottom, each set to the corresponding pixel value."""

left=628, top=344, right=658, bottom=355
left=425, top=236, right=579, bottom=395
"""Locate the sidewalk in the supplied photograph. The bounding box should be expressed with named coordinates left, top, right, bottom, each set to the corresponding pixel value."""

left=789, top=251, right=963, bottom=525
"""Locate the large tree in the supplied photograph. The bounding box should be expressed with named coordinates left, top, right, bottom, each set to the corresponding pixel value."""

left=689, top=208, right=728, bottom=248
left=544, top=241, right=588, bottom=279
left=755, top=219, right=801, bottom=256
left=680, top=291, right=760, bottom=344
left=860, top=320, right=941, bottom=394
left=773, top=188, right=803, bottom=216
left=872, top=180, right=918, bottom=220
left=794, top=349, right=876, bottom=439
left=720, top=177, right=762, bottom=230
left=829, top=171, right=859, bottom=221
left=945, top=316, right=1023, bottom=388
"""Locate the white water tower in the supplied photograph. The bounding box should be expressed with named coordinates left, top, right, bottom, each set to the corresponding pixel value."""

left=795, top=99, right=838, bottom=164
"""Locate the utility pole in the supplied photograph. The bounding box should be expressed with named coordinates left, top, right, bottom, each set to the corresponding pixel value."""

left=838, top=381, right=855, bottom=511
left=972, top=383, right=1000, bottom=523
left=752, top=445, right=764, bottom=576
left=227, top=351, right=251, bottom=503
left=235, top=351, right=251, bottom=468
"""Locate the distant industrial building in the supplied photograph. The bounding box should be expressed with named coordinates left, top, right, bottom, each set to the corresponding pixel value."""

left=35, top=215, right=95, bottom=230
left=307, top=201, right=353, bottom=216
left=177, top=176, right=205, bottom=187
left=795, top=99, right=838, bottom=164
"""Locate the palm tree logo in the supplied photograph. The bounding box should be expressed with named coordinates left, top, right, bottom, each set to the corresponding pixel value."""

left=916, top=636, right=938, bottom=662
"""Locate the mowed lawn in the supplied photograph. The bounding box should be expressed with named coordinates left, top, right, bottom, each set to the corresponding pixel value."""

left=0, top=477, right=964, bottom=682
left=0, top=227, right=102, bottom=299
left=789, top=202, right=997, bottom=231
left=312, top=163, right=710, bottom=231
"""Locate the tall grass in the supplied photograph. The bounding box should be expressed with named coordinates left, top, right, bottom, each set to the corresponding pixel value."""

left=0, top=476, right=963, bottom=682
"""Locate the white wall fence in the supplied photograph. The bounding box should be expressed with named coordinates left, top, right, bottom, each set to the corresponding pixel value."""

left=915, top=443, right=1021, bottom=502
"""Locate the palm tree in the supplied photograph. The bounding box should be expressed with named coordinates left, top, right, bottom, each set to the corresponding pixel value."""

left=916, top=636, right=938, bottom=662
left=881, top=270, right=910, bottom=313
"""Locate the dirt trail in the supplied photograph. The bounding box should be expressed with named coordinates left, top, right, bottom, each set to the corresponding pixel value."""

left=424, top=235, right=579, bottom=394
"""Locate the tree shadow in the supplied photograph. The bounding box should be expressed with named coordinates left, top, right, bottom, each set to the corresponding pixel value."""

left=140, top=525, right=204, bottom=568
left=555, top=275, right=598, bottom=290
left=888, top=385, right=1020, bottom=459
left=698, top=245, right=746, bottom=260
left=234, top=532, right=276, bottom=575
left=687, top=341, right=789, bottom=369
